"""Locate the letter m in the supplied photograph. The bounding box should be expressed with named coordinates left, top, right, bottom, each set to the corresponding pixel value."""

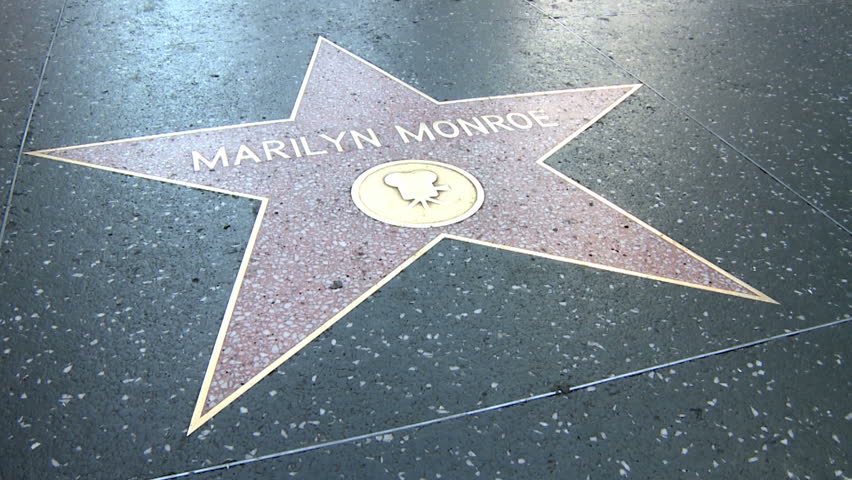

left=395, top=123, right=435, bottom=144
left=192, top=147, right=229, bottom=171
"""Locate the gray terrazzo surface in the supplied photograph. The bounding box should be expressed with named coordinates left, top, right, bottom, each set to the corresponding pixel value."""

left=213, top=323, right=850, bottom=479
left=0, top=0, right=849, bottom=479
left=0, top=0, right=65, bottom=221
left=0, top=159, right=258, bottom=477
left=537, top=0, right=852, bottom=229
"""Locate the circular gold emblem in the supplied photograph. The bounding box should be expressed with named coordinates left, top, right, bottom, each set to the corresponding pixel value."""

left=351, top=160, right=484, bottom=228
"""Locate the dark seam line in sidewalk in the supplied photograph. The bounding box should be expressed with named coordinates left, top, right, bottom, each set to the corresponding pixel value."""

left=0, top=0, right=70, bottom=251
left=148, top=316, right=851, bottom=480
left=526, top=1, right=852, bottom=237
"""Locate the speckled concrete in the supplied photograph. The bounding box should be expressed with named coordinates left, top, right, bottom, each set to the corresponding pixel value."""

left=0, top=0, right=65, bottom=222
left=1, top=0, right=849, bottom=479
left=536, top=0, right=852, bottom=229
left=214, top=321, right=850, bottom=479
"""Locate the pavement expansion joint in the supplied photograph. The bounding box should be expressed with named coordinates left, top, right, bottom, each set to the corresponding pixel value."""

left=0, top=0, right=69, bottom=247
left=148, top=317, right=851, bottom=480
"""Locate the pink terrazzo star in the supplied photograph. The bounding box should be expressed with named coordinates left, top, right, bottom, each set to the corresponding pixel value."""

left=29, top=38, right=775, bottom=433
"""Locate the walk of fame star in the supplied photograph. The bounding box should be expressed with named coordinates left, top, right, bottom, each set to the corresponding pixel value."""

left=27, top=37, right=776, bottom=434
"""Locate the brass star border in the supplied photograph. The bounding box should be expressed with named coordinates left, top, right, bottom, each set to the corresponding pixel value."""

left=27, top=37, right=777, bottom=435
